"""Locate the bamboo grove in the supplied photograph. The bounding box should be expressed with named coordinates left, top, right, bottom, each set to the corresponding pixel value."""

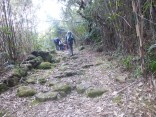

left=0, top=0, right=37, bottom=72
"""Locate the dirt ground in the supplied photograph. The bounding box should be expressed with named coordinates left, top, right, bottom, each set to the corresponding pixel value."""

left=0, top=47, right=155, bottom=117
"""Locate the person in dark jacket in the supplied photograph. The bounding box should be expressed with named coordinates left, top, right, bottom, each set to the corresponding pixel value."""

left=53, top=37, right=60, bottom=50
left=65, top=31, right=76, bottom=56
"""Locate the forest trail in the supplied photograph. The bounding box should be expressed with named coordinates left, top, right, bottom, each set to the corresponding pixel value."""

left=0, top=47, right=152, bottom=117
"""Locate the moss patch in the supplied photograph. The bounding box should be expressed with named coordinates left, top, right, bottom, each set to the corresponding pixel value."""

left=26, top=77, right=37, bottom=84
left=53, top=83, right=72, bottom=94
left=17, top=86, right=36, bottom=97
left=37, top=62, right=52, bottom=69
left=112, top=95, right=122, bottom=104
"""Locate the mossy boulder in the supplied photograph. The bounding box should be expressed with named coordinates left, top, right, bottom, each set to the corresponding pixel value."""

left=26, top=77, right=37, bottom=84
left=0, top=83, right=8, bottom=93
left=31, top=51, right=53, bottom=62
left=86, top=88, right=107, bottom=98
left=35, top=92, right=58, bottom=102
left=29, top=56, right=43, bottom=68
left=53, top=83, right=72, bottom=94
left=37, top=62, right=52, bottom=69
left=20, top=64, right=32, bottom=71
left=17, top=86, right=36, bottom=97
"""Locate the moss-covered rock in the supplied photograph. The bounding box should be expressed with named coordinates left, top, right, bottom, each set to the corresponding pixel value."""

left=26, top=77, right=37, bottom=84
left=17, top=86, right=36, bottom=97
left=64, top=70, right=77, bottom=77
left=31, top=51, right=53, bottom=62
left=20, top=64, right=32, bottom=71
left=53, top=83, right=72, bottom=94
left=0, top=83, right=8, bottom=93
left=37, top=62, right=52, bottom=69
left=38, top=78, right=47, bottom=84
left=86, top=88, right=107, bottom=98
left=29, top=56, right=43, bottom=68
left=35, top=92, right=58, bottom=102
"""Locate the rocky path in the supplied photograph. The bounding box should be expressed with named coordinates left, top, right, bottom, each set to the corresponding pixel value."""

left=0, top=48, right=154, bottom=117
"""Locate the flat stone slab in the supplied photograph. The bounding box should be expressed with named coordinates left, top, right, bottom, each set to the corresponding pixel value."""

left=64, top=70, right=78, bottom=77
left=17, top=86, right=36, bottom=97
left=76, top=83, right=91, bottom=94
left=35, top=92, right=58, bottom=102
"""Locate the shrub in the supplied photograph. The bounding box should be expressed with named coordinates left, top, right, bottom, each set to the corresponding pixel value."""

left=122, top=56, right=132, bottom=70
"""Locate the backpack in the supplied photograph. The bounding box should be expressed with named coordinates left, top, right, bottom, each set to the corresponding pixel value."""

left=67, top=33, right=74, bottom=44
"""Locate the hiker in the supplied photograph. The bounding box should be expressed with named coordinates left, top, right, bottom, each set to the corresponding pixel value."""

left=59, top=39, right=64, bottom=51
left=53, top=37, right=61, bottom=50
left=65, top=31, right=76, bottom=56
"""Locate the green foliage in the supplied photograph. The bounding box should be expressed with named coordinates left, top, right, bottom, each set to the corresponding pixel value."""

left=88, top=27, right=102, bottom=42
left=149, top=60, right=156, bottom=73
left=133, top=66, right=142, bottom=78
left=147, top=44, right=156, bottom=73
left=122, top=56, right=132, bottom=69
